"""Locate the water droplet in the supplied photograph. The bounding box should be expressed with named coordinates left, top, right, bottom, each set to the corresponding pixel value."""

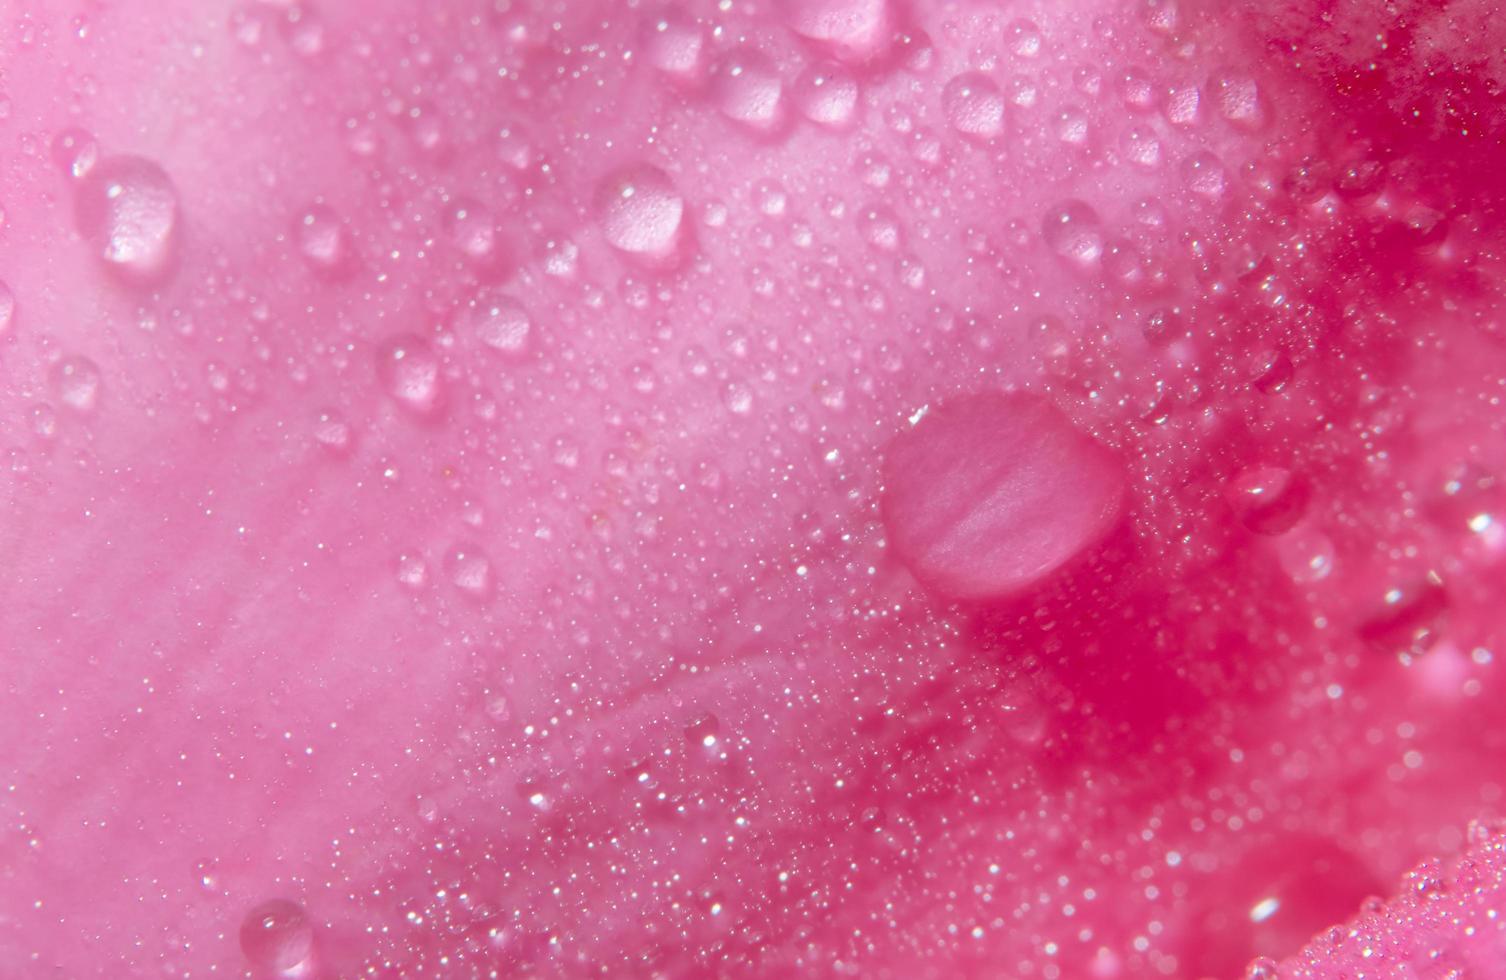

left=1276, top=527, right=1334, bottom=583
left=1225, top=466, right=1309, bottom=535
left=74, top=155, right=180, bottom=285
left=1211, top=71, right=1266, bottom=130
left=1183, top=151, right=1229, bottom=200
left=710, top=49, right=786, bottom=134
left=238, top=899, right=315, bottom=978
left=51, top=356, right=101, bottom=413
left=793, top=62, right=860, bottom=128
left=780, top=0, right=893, bottom=64
left=1005, top=19, right=1043, bottom=58
left=296, top=204, right=352, bottom=276
left=445, top=198, right=502, bottom=268
left=1164, top=84, right=1201, bottom=127
left=1243, top=958, right=1280, bottom=980
left=396, top=553, right=428, bottom=591
left=312, top=409, right=352, bottom=454
left=458, top=291, right=532, bottom=357
left=0, top=280, right=15, bottom=340
left=446, top=545, right=494, bottom=599
left=642, top=7, right=705, bottom=82
left=50, top=127, right=98, bottom=180
left=377, top=336, right=443, bottom=416
left=942, top=72, right=1005, bottom=141
left=1040, top=200, right=1103, bottom=268
left=1121, top=126, right=1162, bottom=168
left=595, top=164, right=686, bottom=265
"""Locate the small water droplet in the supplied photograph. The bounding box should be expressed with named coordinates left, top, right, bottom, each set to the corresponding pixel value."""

left=780, top=0, right=893, bottom=64
left=296, top=205, right=352, bottom=276
left=0, top=280, right=15, bottom=340
left=74, top=155, right=180, bottom=285
left=238, top=899, right=315, bottom=978
left=457, top=291, right=532, bottom=357
left=446, top=545, right=494, bottom=599
left=50, top=128, right=98, bottom=179
left=52, top=356, right=102, bottom=414
left=312, top=409, right=352, bottom=454
left=1242, top=958, right=1280, bottom=980
left=1005, top=19, right=1042, bottom=58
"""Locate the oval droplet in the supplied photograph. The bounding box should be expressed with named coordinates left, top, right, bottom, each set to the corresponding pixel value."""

left=51, top=356, right=102, bottom=414
left=74, top=155, right=180, bottom=286
left=1225, top=465, right=1309, bottom=535
left=296, top=204, right=353, bottom=276
left=779, top=0, right=893, bottom=64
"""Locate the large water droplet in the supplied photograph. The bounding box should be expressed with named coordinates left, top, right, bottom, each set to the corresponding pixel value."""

left=793, top=62, right=860, bottom=128
left=943, top=72, right=1005, bottom=141
left=74, top=155, right=180, bottom=285
left=779, top=0, right=893, bottom=64
left=710, top=49, right=786, bottom=134
left=239, top=899, right=315, bottom=978
left=1040, top=200, right=1103, bottom=268
left=642, top=6, right=705, bottom=82
left=377, top=336, right=443, bottom=416
left=595, top=164, right=685, bottom=265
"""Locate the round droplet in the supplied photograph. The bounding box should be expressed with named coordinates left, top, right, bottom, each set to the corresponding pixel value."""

left=1041, top=200, right=1104, bottom=268
left=793, top=62, right=860, bottom=128
left=779, top=0, right=893, bottom=64
left=1276, top=527, right=1334, bottom=583
left=458, top=291, right=532, bottom=357
left=1225, top=466, right=1309, bottom=535
left=942, top=72, right=1005, bottom=141
left=296, top=205, right=352, bottom=276
left=312, top=409, right=352, bottom=454
left=52, top=356, right=102, bottom=414
left=880, top=392, right=1126, bottom=601
left=710, top=49, right=786, bottom=133
left=642, top=7, right=705, bottom=82
left=239, top=899, right=315, bottom=978
left=595, top=164, right=685, bottom=265
left=74, top=155, right=180, bottom=285
left=50, top=128, right=99, bottom=180
left=377, top=336, right=443, bottom=416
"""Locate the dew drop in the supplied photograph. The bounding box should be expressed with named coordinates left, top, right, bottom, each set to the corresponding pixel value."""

left=74, top=155, right=180, bottom=286
left=1211, top=71, right=1266, bottom=130
left=377, top=336, right=443, bottom=416
left=446, top=545, right=494, bottom=599
left=445, top=198, right=502, bottom=268
left=1040, top=200, right=1104, bottom=268
left=1005, top=19, right=1043, bottom=58
left=50, top=127, right=98, bottom=180
left=793, top=62, right=860, bottom=129
left=942, top=72, right=1005, bottom=141
left=51, top=356, right=101, bottom=414
left=458, top=291, right=532, bottom=357
left=0, top=280, right=15, bottom=340
left=312, top=409, right=352, bottom=454
left=1182, top=151, right=1229, bottom=200
left=1225, top=465, right=1309, bottom=535
left=642, top=6, right=705, bottom=82
left=296, top=204, right=352, bottom=276
left=238, top=899, right=315, bottom=978
left=780, top=0, right=893, bottom=64
left=595, top=164, right=686, bottom=265
left=710, top=49, right=786, bottom=134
